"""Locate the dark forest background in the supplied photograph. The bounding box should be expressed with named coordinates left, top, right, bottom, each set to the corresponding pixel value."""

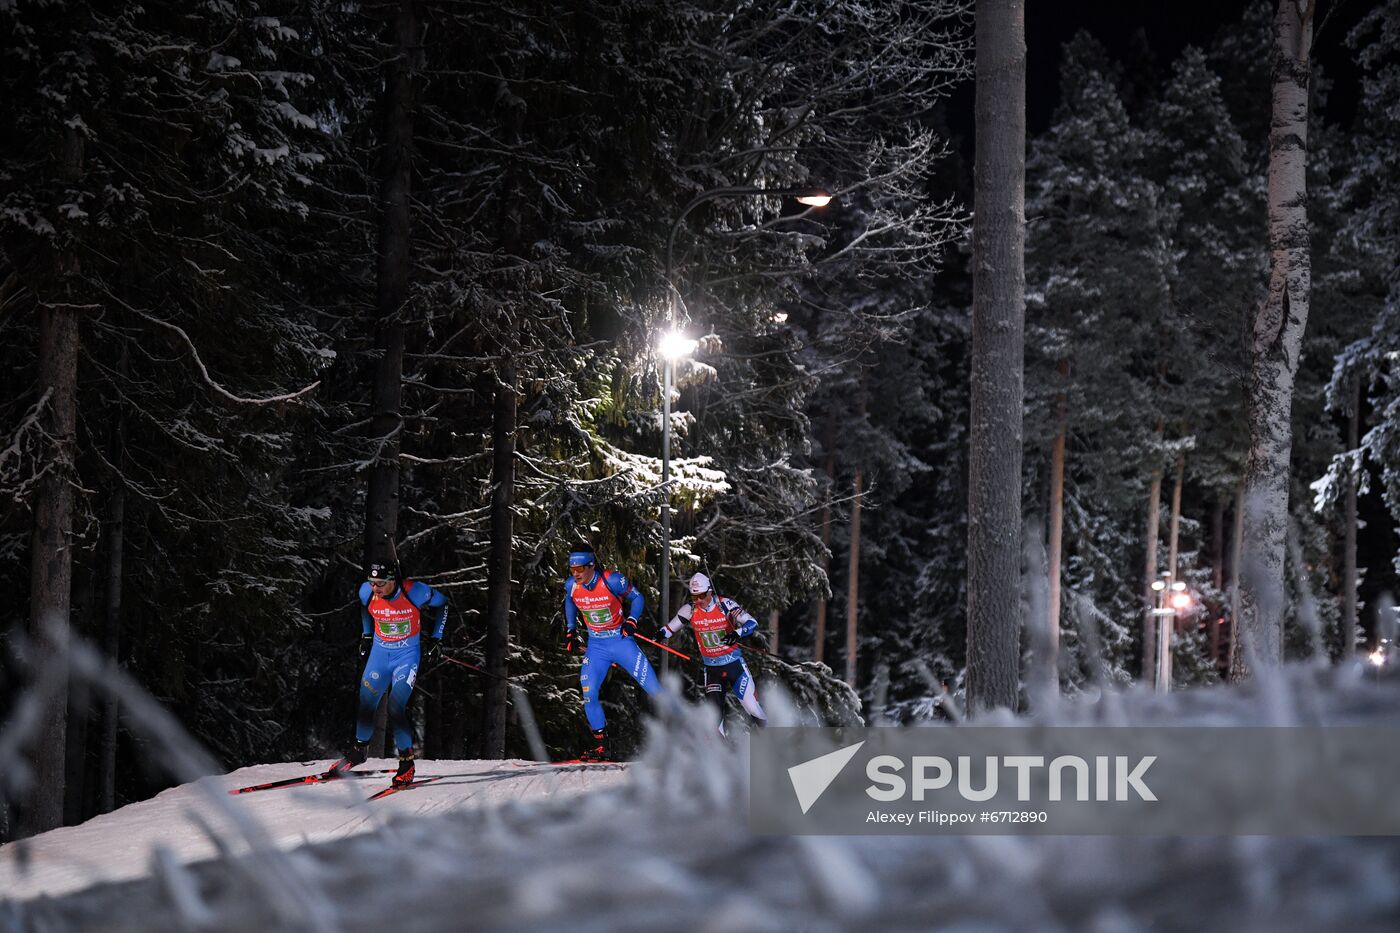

left=3, top=0, right=1398, bottom=837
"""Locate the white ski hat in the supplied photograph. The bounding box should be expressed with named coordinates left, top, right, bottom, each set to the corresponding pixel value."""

left=689, top=573, right=712, bottom=595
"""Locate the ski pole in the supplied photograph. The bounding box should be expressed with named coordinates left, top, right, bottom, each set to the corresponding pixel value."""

left=735, top=641, right=787, bottom=662
left=630, top=631, right=692, bottom=661
left=439, top=654, right=531, bottom=690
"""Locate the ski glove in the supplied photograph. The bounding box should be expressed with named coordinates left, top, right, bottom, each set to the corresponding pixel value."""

left=721, top=631, right=742, bottom=647
left=657, top=623, right=672, bottom=640
left=359, top=634, right=373, bottom=660
left=621, top=618, right=639, bottom=638
left=424, top=637, right=442, bottom=662
left=564, top=629, right=579, bottom=654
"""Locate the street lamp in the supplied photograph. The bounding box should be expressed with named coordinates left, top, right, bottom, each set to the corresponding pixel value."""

left=658, top=184, right=833, bottom=671
left=1151, top=573, right=1194, bottom=692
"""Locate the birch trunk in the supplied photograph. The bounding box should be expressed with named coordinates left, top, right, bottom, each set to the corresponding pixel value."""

left=845, top=469, right=863, bottom=688
left=1239, top=0, right=1314, bottom=674
left=966, top=0, right=1026, bottom=713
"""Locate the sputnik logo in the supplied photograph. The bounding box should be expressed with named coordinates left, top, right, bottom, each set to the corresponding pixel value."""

left=787, top=741, right=865, bottom=814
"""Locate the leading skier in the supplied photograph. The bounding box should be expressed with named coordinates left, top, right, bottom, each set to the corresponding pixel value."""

left=331, top=561, right=449, bottom=785
left=563, top=544, right=668, bottom=761
left=659, top=572, right=768, bottom=734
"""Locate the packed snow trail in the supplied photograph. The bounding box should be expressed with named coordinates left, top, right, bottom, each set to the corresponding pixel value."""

left=8, top=664, right=1400, bottom=932
left=0, top=758, right=627, bottom=902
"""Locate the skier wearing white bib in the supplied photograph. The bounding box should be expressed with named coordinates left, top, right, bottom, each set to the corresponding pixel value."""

left=658, top=572, right=768, bottom=734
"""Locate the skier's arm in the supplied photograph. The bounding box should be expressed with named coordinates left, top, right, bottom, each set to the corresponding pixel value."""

left=408, top=581, right=449, bottom=639
left=564, top=580, right=578, bottom=632
left=604, top=571, right=644, bottom=622
left=658, top=603, right=693, bottom=638
left=722, top=598, right=758, bottom=638
left=358, top=582, right=374, bottom=636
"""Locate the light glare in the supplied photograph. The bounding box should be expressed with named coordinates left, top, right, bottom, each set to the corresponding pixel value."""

left=659, top=330, right=698, bottom=360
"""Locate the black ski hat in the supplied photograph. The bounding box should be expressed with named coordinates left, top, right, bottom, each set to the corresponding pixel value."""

left=367, top=562, right=396, bottom=582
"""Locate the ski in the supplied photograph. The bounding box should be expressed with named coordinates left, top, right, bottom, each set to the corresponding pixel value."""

left=228, top=768, right=394, bottom=795
left=508, top=759, right=622, bottom=768
left=367, top=775, right=444, bottom=801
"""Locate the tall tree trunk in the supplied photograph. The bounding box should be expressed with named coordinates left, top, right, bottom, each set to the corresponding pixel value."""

left=1167, top=455, right=1184, bottom=582
left=363, top=0, right=420, bottom=570
left=482, top=80, right=526, bottom=758
left=481, top=361, right=517, bottom=759
left=1228, top=478, right=1246, bottom=680
left=1210, top=498, right=1225, bottom=668
left=769, top=609, right=780, bottom=654
left=1046, top=360, right=1068, bottom=676
left=1342, top=374, right=1359, bottom=660
left=1161, top=454, right=1185, bottom=688
left=25, top=123, right=85, bottom=835
left=1239, top=0, right=1315, bottom=674
left=64, top=561, right=95, bottom=826
left=814, top=442, right=834, bottom=664
left=98, top=429, right=124, bottom=814
left=363, top=0, right=421, bottom=756
left=1142, top=463, right=1163, bottom=678
left=845, top=469, right=863, bottom=688
left=966, top=0, right=1026, bottom=714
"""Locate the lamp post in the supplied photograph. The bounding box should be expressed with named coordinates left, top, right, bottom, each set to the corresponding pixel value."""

left=658, top=185, right=832, bottom=672
left=1150, top=574, right=1192, bottom=692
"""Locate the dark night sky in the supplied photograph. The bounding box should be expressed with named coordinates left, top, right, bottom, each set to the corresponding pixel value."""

left=946, top=0, right=1367, bottom=143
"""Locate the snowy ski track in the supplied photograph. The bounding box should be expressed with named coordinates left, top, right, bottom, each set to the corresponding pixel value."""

left=4, top=664, right=1400, bottom=931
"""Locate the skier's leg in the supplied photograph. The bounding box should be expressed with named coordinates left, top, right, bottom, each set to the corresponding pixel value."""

left=731, top=661, right=768, bottom=725
left=386, top=655, right=420, bottom=753
left=355, top=648, right=389, bottom=743
left=579, top=643, right=608, bottom=732
left=704, top=665, right=727, bottom=736
left=616, top=636, right=663, bottom=697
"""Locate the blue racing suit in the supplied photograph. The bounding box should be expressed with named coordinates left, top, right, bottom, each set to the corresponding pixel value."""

left=356, top=578, right=449, bottom=752
left=565, top=568, right=664, bottom=731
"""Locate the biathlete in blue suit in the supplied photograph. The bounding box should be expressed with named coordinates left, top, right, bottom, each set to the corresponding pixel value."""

left=332, top=561, right=448, bottom=786
left=563, top=544, right=667, bottom=761
left=659, top=572, right=768, bottom=734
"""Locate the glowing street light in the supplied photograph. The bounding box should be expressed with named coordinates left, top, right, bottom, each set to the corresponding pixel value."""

left=795, top=192, right=833, bottom=207
left=659, top=329, right=699, bottom=360
left=1170, top=591, right=1193, bottom=611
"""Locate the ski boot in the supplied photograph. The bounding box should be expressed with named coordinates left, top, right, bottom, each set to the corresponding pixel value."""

left=329, top=740, right=369, bottom=775
left=392, top=748, right=416, bottom=787
left=579, top=729, right=611, bottom=762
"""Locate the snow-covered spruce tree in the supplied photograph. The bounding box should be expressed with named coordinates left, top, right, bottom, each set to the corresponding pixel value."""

left=1, top=2, right=334, bottom=826
left=1314, top=0, right=1400, bottom=642
left=1023, top=34, right=1176, bottom=689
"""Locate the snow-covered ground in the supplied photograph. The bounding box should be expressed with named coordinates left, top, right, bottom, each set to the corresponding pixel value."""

left=5, top=663, right=1400, bottom=932
left=0, top=758, right=628, bottom=903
